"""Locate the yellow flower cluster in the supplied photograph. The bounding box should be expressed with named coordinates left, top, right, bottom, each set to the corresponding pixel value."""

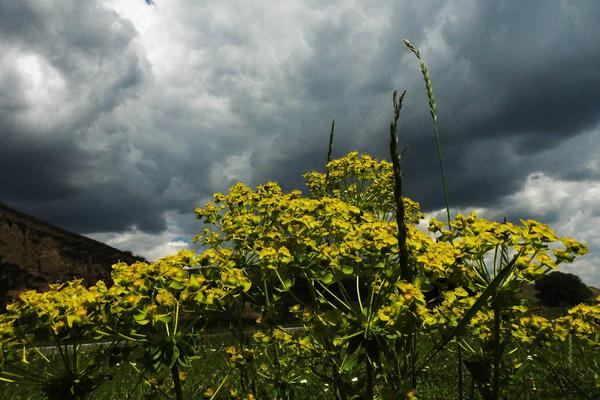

left=253, top=328, right=314, bottom=356
left=377, top=282, right=430, bottom=330
left=303, top=151, right=423, bottom=223
left=430, top=212, right=588, bottom=285
left=0, top=249, right=252, bottom=379
left=512, top=315, right=555, bottom=345
left=0, top=314, right=17, bottom=366
left=6, top=280, right=109, bottom=337
left=108, top=250, right=251, bottom=330
left=225, top=345, right=256, bottom=367
left=195, top=181, right=408, bottom=287
left=554, top=296, right=600, bottom=346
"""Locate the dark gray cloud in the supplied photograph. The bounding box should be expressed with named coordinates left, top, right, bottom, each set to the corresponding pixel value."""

left=399, top=1, right=600, bottom=210
left=0, top=134, right=83, bottom=201
left=242, top=1, right=600, bottom=215
left=0, top=0, right=152, bottom=231
left=1, top=0, right=599, bottom=283
left=442, top=2, right=600, bottom=138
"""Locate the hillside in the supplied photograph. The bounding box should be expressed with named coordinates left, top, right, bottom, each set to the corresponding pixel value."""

left=0, top=201, right=144, bottom=306
left=518, top=282, right=600, bottom=307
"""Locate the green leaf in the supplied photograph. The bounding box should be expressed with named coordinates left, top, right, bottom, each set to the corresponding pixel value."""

left=340, top=351, right=359, bottom=373
left=341, top=265, right=354, bottom=275
left=169, top=345, right=180, bottom=367
left=134, top=310, right=149, bottom=325
left=321, top=272, right=334, bottom=284
left=323, top=310, right=342, bottom=326
left=169, top=280, right=185, bottom=290
left=66, top=314, right=80, bottom=328
left=154, top=314, right=172, bottom=325
left=151, top=348, right=163, bottom=361
left=346, top=335, right=362, bottom=356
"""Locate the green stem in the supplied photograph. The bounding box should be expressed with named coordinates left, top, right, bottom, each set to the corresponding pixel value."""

left=365, top=278, right=379, bottom=338
left=458, top=345, right=464, bottom=400
left=492, top=298, right=501, bottom=400
left=72, top=343, right=79, bottom=376
left=55, top=340, right=72, bottom=376
left=263, top=278, right=271, bottom=307
left=366, top=355, right=374, bottom=400
left=411, top=333, right=417, bottom=389
left=210, top=373, right=230, bottom=400
left=171, top=363, right=184, bottom=400
left=0, top=366, right=48, bottom=384
left=173, top=301, right=180, bottom=335
left=356, top=275, right=364, bottom=313
left=316, top=281, right=353, bottom=312
left=336, top=281, right=359, bottom=315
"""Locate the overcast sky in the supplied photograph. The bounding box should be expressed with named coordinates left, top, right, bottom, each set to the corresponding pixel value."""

left=1, top=1, right=599, bottom=286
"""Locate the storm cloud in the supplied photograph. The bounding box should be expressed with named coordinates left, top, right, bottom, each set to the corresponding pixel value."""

left=1, top=0, right=599, bottom=284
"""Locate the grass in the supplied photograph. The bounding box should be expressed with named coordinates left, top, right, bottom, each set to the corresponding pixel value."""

left=1, top=333, right=597, bottom=400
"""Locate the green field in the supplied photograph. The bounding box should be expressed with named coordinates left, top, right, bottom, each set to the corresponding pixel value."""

left=1, top=329, right=598, bottom=400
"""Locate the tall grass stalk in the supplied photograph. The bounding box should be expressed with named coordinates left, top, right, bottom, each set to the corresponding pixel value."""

left=539, top=353, right=595, bottom=400
left=327, top=119, right=335, bottom=164
left=403, top=39, right=451, bottom=227
left=325, top=119, right=335, bottom=193
left=389, top=89, right=419, bottom=392
left=403, top=39, right=463, bottom=398
left=389, top=90, right=411, bottom=282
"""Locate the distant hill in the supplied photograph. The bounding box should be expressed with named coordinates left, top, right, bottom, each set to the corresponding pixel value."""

left=518, top=282, right=599, bottom=307
left=0, top=201, right=144, bottom=306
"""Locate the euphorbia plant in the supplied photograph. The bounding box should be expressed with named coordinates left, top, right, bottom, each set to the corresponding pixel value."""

left=195, top=147, right=592, bottom=399
left=106, top=250, right=251, bottom=400
left=0, top=280, right=117, bottom=400
left=425, top=213, right=589, bottom=399
left=194, top=155, right=447, bottom=399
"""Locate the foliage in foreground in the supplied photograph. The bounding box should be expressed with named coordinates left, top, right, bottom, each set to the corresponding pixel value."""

left=2, top=335, right=599, bottom=400
left=0, top=151, right=598, bottom=400
left=1, top=41, right=599, bottom=400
